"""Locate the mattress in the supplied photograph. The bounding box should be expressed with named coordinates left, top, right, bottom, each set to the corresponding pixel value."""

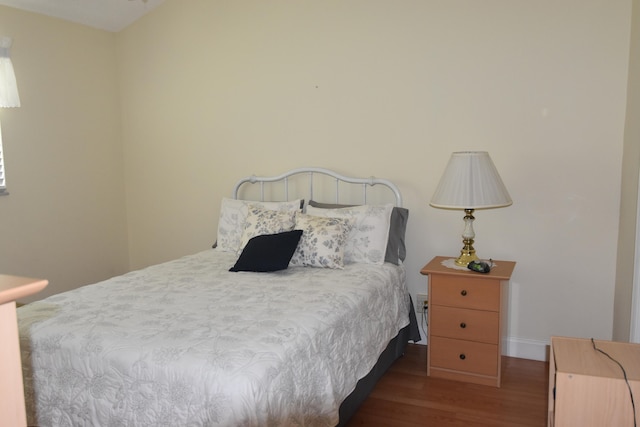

left=18, top=249, right=410, bottom=426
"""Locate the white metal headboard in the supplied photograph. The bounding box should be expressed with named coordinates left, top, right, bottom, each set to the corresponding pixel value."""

left=233, top=167, right=403, bottom=207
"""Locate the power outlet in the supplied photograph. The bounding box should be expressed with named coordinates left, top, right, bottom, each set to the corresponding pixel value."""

left=416, top=293, right=429, bottom=313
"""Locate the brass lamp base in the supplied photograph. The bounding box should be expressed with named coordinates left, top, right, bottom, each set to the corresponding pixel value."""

left=455, top=245, right=478, bottom=267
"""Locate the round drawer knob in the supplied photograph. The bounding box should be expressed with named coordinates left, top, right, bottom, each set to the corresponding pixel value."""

left=461, top=290, right=467, bottom=296
left=460, top=322, right=467, bottom=329
left=459, top=354, right=466, bottom=360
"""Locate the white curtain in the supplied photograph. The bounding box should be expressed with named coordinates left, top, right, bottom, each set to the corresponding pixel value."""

left=0, top=36, right=20, bottom=108
left=0, top=121, right=5, bottom=192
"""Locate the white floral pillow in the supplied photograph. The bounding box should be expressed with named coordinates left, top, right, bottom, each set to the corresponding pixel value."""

left=289, top=213, right=354, bottom=269
left=306, top=204, right=394, bottom=265
left=237, top=205, right=297, bottom=254
left=216, top=198, right=302, bottom=253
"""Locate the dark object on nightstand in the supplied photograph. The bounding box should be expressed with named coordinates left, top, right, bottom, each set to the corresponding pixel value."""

left=468, top=260, right=491, bottom=273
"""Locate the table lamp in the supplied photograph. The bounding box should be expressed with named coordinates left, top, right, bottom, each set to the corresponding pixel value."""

left=430, top=151, right=512, bottom=266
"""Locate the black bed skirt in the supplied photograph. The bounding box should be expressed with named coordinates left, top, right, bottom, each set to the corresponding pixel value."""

left=336, top=297, right=421, bottom=426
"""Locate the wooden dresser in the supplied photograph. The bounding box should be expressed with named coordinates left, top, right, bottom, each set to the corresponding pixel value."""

left=0, top=275, right=48, bottom=427
left=421, top=256, right=515, bottom=387
left=548, top=336, right=640, bottom=426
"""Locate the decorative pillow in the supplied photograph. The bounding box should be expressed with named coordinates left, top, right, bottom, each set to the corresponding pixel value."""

left=308, top=200, right=409, bottom=265
left=237, top=205, right=297, bottom=254
left=215, top=198, right=302, bottom=253
left=229, top=230, right=303, bottom=272
left=306, top=204, right=394, bottom=265
left=289, top=214, right=353, bottom=269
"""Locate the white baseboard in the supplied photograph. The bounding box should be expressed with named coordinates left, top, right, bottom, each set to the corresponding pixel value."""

left=413, top=337, right=550, bottom=362
left=503, top=337, right=549, bottom=361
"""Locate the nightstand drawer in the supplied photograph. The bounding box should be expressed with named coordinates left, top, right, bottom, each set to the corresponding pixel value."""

left=430, top=336, right=498, bottom=376
left=430, top=305, right=500, bottom=344
left=431, top=275, right=500, bottom=311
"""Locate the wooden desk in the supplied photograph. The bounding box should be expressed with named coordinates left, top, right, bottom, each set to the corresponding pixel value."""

left=548, top=336, right=640, bottom=427
left=0, top=275, right=48, bottom=427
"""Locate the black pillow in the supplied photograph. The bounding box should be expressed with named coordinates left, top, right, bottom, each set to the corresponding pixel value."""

left=229, top=230, right=303, bottom=272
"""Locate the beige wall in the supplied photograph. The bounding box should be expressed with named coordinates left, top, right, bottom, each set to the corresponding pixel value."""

left=0, top=7, right=129, bottom=301
left=615, top=0, right=640, bottom=342
left=0, top=0, right=635, bottom=357
left=117, top=0, right=632, bottom=358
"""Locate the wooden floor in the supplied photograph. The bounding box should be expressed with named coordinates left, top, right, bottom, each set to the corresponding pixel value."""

left=346, top=344, right=549, bottom=427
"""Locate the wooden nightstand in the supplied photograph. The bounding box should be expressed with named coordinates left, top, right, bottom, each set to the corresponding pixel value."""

left=420, top=256, right=515, bottom=387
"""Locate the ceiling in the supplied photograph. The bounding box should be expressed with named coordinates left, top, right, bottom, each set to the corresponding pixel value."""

left=0, top=0, right=167, bottom=32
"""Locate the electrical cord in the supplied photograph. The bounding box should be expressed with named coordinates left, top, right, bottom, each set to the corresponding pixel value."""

left=590, top=338, right=637, bottom=427
left=420, top=305, right=428, bottom=341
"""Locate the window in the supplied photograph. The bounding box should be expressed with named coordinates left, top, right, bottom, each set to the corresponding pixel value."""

left=0, top=132, right=5, bottom=194
left=0, top=36, right=21, bottom=195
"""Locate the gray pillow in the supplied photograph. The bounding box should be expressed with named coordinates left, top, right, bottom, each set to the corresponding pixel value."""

left=307, top=200, right=408, bottom=265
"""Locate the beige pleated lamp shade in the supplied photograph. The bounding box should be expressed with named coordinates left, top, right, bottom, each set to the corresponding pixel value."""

left=430, top=151, right=512, bottom=209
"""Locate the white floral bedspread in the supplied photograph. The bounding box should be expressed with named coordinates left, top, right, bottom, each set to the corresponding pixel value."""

left=18, top=250, right=409, bottom=426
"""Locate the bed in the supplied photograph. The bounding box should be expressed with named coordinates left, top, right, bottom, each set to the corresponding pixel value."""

left=18, top=167, right=419, bottom=426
